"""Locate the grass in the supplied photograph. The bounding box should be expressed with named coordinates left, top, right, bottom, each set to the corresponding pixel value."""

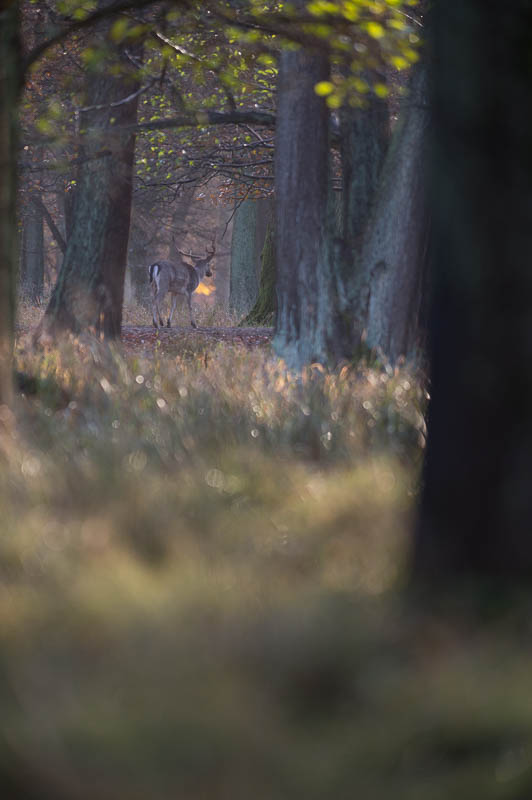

left=17, top=293, right=244, bottom=333
left=2, top=307, right=532, bottom=799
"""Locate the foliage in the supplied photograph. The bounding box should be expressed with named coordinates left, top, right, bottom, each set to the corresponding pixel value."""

left=20, top=0, right=421, bottom=206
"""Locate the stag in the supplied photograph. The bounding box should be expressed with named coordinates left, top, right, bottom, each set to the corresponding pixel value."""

left=148, top=239, right=216, bottom=329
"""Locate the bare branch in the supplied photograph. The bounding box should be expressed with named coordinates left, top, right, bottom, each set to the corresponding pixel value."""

left=73, top=78, right=157, bottom=115
left=33, top=195, right=66, bottom=254
left=124, top=109, right=276, bottom=133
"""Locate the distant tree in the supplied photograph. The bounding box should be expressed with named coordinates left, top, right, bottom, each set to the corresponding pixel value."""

left=414, top=1, right=532, bottom=582
left=20, top=197, right=44, bottom=302
left=230, top=198, right=271, bottom=318
left=241, top=203, right=276, bottom=327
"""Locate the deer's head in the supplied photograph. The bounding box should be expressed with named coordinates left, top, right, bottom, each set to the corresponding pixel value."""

left=203, top=241, right=216, bottom=277
left=173, top=235, right=216, bottom=277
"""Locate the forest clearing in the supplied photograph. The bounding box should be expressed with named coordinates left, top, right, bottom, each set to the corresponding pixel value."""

left=2, top=0, right=532, bottom=798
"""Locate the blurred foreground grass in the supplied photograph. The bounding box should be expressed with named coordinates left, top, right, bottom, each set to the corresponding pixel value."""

left=1, top=335, right=532, bottom=799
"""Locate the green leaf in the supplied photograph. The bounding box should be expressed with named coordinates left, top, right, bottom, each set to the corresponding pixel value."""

left=365, top=21, right=385, bottom=39
left=110, top=18, right=129, bottom=42
left=314, top=81, right=334, bottom=96
left=373, top=83, right=389, bottom=98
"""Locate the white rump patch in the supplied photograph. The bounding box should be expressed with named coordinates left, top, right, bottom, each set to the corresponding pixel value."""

left=149, top=263, right=162, bottom=290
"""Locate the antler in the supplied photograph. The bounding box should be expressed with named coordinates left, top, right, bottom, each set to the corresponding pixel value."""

left=173, top=233, right=216, bottom=260
left=175, top=247, right=206, bottom=260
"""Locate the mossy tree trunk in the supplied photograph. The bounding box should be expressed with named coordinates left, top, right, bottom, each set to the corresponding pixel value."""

left=229, top=199, right=262, bottom=316
left=241, top=211, right=277, bottom=327
left=414, top=1, right=532, bottom=583
left=43, top=31, right=139, bottom=339
left=0, top=0, right=21, bottom=407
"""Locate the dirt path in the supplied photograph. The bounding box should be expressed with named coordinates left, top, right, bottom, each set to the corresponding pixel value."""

left=121, top=325, right=274, bottom=355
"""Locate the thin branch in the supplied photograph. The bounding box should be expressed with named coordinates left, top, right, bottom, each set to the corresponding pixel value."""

left=124, top=109, right=276, bottom=133
left=221, top=185, right=251, bottom=240
left=151, top=30, right=200, bottom=60
left=73, top=78, right=156, bottom=115
left=33, top=195, right=66, bottom=254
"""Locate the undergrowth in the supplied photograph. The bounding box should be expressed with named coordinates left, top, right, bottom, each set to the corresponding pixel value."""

left=1, top=334, right=531, bottom=800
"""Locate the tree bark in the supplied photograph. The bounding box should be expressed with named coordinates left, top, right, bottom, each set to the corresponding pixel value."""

left=241, top=210, right=277, bottom=327
left=340, top=73, right=389, bottom=263
left=359, top=66, right=430, bottom=363
left=414, top=1, right=532, bottom=583
left=20, top=199, right=44, bottom=302
left=230, top=198, right=270, bottom=317
left=273, top=47, right=344, bottom=368
left=42, top=33, right=139, bottom=339
left=0, top=1, right=21, bottom=407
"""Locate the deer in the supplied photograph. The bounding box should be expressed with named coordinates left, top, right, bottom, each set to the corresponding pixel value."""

left=148, top=238, right=216, bottom=329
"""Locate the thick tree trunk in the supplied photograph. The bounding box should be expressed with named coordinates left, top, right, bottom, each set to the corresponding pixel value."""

left=414, top=1, right=532, bottom=583
left=359, top=66, right=430, bottom=363
left=20, top=200, right=44, bottom=302
left=273, top=47, right=345, bottom=368
left=0, top=1, right=21, bottom=407
left=43, top=37, right=139, bottom=339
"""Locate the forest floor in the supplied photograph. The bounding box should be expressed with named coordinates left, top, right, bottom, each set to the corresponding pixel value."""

left=121, top=324, right=274, bottom=356
left=3, top=306, right=530, bottom=800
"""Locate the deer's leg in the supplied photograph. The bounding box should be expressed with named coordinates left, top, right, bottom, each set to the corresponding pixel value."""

left=167, top=294, right=178, bottom=328
left=153, top=291, right=166, bottom=328
left=187, top=292, right=197, bottom=328
left=151, top=290, right=159, bottom=328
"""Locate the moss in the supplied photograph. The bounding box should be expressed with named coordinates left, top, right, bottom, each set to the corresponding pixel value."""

left=240, top=222, right=277, bottom=327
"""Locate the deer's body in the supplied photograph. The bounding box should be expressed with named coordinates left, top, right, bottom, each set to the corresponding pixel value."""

left=149, top=245, right=215, bottom=329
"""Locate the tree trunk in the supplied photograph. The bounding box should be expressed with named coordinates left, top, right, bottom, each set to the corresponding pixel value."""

left=339, top=73, right=389, bottom=288
left=359, top=66, right=430, bottom=363
left=241, top=211, right=277, bottom=327
left=0, top=1, right=21, bottom=407
left=20, top=200, right=44, bottom=302
left=229, top=199, right=261, bottom=316
left=414, top=1, right=532, bottom=583
left=42, top=35, right=139, bottom=339
left=273, top=47, right=344, bottom=368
